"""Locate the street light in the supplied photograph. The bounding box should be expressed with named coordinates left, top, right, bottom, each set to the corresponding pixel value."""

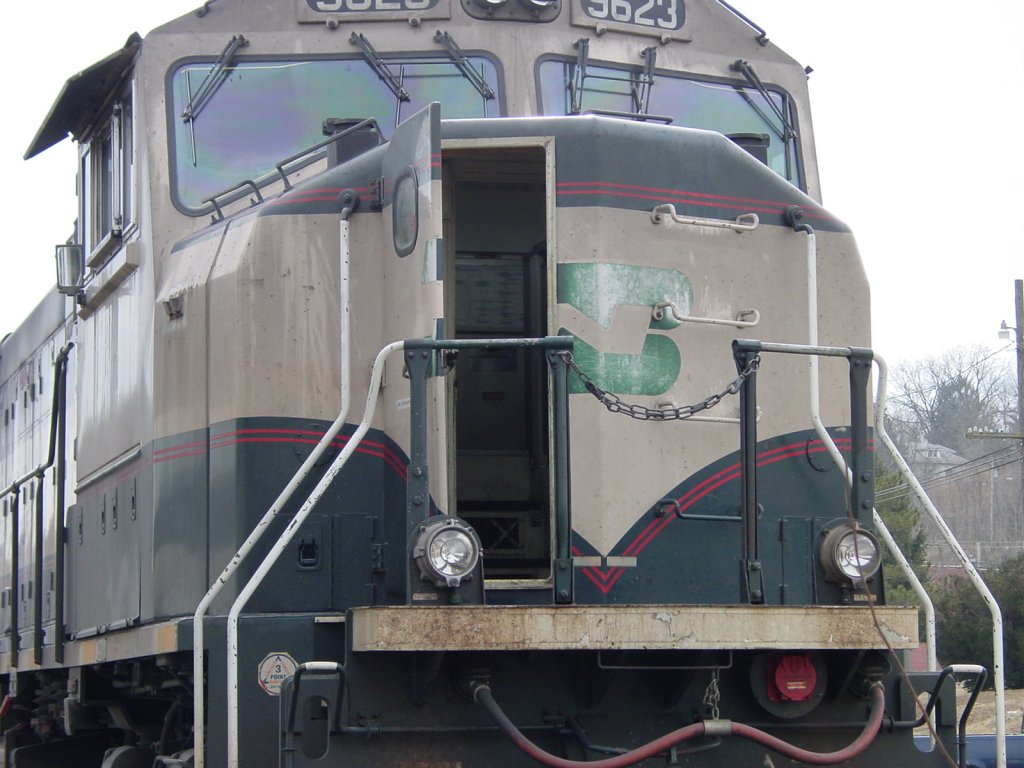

left=1002, top=280, right=1023, bottom=512
left=1000, top=279, right=1023, bottom=443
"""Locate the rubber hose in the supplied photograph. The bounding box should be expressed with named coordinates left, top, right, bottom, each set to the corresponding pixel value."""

left=474, top=681, right=886, bottom=768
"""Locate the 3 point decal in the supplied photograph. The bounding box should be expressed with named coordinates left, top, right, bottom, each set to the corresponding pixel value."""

left=257, top=652, right=298, bottom=696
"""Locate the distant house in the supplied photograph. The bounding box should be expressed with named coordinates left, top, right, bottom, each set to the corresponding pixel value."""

left=907, top=440, right=965, bottom=472
left=904, top=440, right=1024, bottom=570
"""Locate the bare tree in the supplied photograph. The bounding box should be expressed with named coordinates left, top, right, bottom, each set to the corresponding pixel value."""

left=885, top=345, right=1017, bottom=459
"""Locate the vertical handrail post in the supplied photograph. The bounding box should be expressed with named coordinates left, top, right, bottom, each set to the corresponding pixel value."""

left=847, top=348, right=874, bottom=522
left=733, top=339, right=763, bottom=604
left=548, top=349, right=572, bottom=604
left=54, top=355, right=69, bottom=664
left=33, top=474, right=44, bottom=666
left=404, top=343, right=434, bottom=601
left=10, top=486, right=20, bottom=666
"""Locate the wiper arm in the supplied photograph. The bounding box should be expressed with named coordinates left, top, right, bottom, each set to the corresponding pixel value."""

left=730, top=59, right=797, bottom=142
left=570, top=40, right=659, bottom=117
left=181, top=35, right=249, bottom=123
left=569, top=38, right=590, bottom=114
left=632, top=46, right=657, bottom=114
left=350, top=32, right=410, bottom=102
left=433, top=31, right=495, bottom=100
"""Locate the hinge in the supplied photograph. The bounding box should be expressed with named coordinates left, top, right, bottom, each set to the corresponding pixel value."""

left=371, top=543, right=387, bottom=574
left=370, top=178, right=384, bottom=211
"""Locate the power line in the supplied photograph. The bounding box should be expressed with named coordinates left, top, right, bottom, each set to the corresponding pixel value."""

left=876, top=450, right=1022, bottom=502
left=876, top=443, right=1022, bottom=501
left=876, top=450, right=1023, bottom=505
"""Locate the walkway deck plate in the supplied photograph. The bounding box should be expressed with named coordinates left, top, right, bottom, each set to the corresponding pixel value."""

left=350, top=604, right=918, bottom=652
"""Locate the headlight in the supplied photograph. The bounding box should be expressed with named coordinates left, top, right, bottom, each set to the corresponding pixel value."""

left=413, top=517, right=482, bottom=588
left=820, top=523, right=881, bottom=583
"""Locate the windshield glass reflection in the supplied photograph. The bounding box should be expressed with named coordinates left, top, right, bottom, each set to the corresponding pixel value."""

left=170, top=55, right=500, bottom=211
left=538, top=59, right=800, bottom=187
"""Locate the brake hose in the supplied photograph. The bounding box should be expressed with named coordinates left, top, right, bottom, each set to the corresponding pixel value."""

left=472, top=681, right=885, bottom=768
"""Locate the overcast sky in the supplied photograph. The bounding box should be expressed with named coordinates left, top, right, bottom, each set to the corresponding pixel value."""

left=0, top=1, right=1021, bottom=372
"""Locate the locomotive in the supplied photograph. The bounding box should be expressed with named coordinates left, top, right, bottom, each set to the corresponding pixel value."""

left=0, top=0, right=978, bottom=766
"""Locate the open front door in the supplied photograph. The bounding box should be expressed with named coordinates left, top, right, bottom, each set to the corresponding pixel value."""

left=380, top=104, right=450, bottom=523
left=442, top=140, right=553, bottom=585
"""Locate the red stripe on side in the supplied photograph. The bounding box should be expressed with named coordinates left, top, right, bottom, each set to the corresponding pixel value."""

left=578, top=438, right=869, bottom=594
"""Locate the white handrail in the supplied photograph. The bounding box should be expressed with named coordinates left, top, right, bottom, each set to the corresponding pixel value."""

left=194, top=214, right=355, bottom=768
left=873, top=354, right=1007, bottom=768
left=794, top=226, right=938, bottom=667
left=794, top=223, right=1002, bottom=765
left=651, top=204, right=759, bottom=232
left=226, top=340, right=403, bottom=768
left=871, top=358, right=938, bottom=671
left=652, top=303, right=760, bottom=329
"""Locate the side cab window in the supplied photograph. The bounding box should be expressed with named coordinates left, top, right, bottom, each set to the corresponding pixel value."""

left=79, top=81, right=134, bottom=268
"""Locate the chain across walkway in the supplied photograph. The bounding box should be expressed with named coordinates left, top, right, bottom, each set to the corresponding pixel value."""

left=558, top=351, right=760, bottom=421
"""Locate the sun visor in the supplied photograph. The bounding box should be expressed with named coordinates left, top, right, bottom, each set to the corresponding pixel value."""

left=24, top=33, right=141, bottom=160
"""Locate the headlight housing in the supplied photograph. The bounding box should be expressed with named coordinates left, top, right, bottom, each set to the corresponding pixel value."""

left=819, top=522, right=881, bottom=583
left=413, top=517, right=482, bottom=588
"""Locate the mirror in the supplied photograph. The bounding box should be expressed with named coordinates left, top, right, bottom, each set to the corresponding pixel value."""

left=55, top=244, right=85, bottom=296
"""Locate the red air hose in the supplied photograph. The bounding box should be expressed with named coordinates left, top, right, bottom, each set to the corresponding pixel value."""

left=472, top=681, right=886, bottom=768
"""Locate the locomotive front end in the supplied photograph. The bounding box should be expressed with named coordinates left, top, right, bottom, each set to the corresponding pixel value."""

left=0, top=1, right=978, bottom=767
left=263, top=105, right=942, bottom=767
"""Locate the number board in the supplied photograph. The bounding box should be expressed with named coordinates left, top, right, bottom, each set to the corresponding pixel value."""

left=297, top=0, right=450, bottom=22
left=571, top=0, right=686, bottom=37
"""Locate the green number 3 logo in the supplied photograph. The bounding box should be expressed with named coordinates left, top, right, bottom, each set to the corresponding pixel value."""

left=557, top=263, right=691, bottom=396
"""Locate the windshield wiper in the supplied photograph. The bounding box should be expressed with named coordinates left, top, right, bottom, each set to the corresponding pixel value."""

left=181, top=35, right=249, bottom=123
left=434, top=31, right=495, bottom=100
left=350, top=32, right=410, bottom=102
left=570, top=39, right=660, bottom=119
left=633, top=46, right=657, bottom=114
left=730, top=59, right=797, bottom=142
left=569, top=38, right=590, bottom=114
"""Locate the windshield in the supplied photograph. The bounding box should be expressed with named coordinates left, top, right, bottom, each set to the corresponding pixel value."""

left=538, top=58, right=800, bottom=187
left=169, top=54, right=501, bottom=211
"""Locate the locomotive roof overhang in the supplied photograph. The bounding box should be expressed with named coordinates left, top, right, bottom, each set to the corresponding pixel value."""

left=24, top=33, right=141, bottom=160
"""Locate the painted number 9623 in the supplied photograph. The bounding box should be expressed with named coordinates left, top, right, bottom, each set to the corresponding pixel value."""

left=310, top=0, right=438, bottom=11
left=580, top=0, right=683, bottom=30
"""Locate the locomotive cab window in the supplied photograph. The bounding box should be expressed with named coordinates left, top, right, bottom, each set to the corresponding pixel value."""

left=443, top=145, right=552, bottom=584
left=79, top=89, right=135, bottom=267
left=538, top=58, right=802, bottom=188
left=169, top=52, right=502, bottom=213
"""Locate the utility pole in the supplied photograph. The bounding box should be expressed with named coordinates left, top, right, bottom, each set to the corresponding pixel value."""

left=1015, top=278, right=1023, bottom=450
left=1015, top=279, right=1023, bottom=511
left=969, top=279, right=1024, bottom=534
